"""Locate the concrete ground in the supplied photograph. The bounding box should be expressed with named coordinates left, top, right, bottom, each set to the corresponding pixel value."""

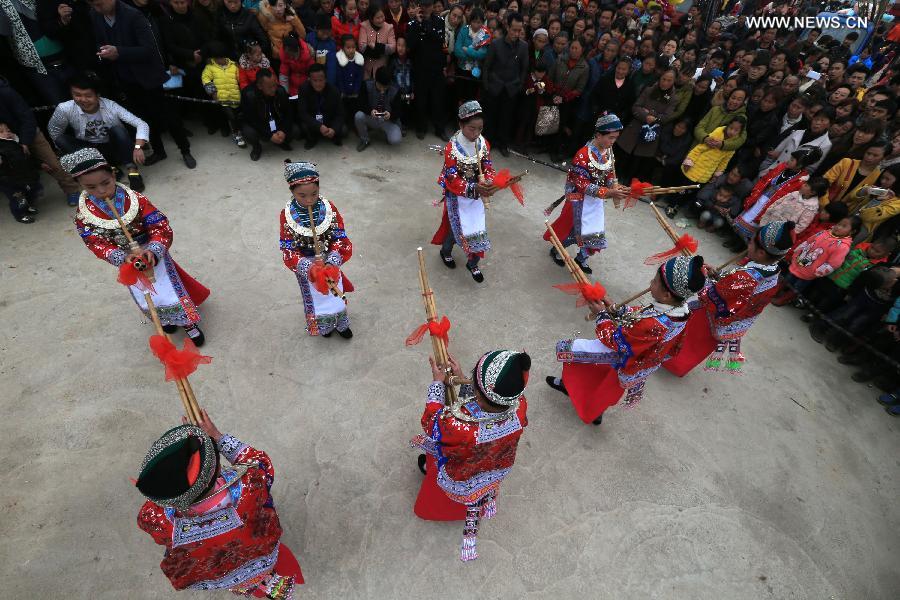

left=1, top=129, right=898, bottom=600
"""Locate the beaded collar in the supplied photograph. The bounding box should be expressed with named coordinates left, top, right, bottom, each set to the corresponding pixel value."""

left=284, top=197, right=333, bottom=237
left=450, top=397, right=519, bottom=424
left=77, top=185, right=139, bottom=230
left=587, top=143, right=614, bottom=171
left=449, top=132, right=487, bottom=166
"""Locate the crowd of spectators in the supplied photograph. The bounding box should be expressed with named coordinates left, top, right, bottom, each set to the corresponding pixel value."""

left=3, top=0, right=900, bottom=412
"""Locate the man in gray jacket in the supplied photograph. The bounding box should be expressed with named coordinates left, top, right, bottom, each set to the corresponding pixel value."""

left=481, top=12, right=527, bottom=156
left=48, top=75, right=149, bottom=191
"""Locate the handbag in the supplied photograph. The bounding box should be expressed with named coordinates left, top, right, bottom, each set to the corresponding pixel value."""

left=640, top=123, right=659, bottom=143
left=535, top=105, right=560, bottom=136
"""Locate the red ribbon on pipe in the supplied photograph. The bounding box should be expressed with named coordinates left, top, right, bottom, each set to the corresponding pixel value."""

left=308, top=261, right=341, bottom=295
left=405, top=316, right=452, bottom=346
left=117, top=261, right=156, bottom=293
left=148, top=335, right=212, bottom=381
left=643, top=234, right=699, bottom=264
left=492, top=169, right=525, bottom=205
left=553, top=281, right=607, bottom=307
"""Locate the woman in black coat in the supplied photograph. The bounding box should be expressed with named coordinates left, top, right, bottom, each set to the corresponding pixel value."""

left=591, top=57, right=635, bottom=124
left=219, top=0, right=272, bottom=59
left=682, top=74, right=713, bottom=126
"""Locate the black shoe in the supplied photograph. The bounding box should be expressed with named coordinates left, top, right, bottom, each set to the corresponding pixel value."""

left=279, top=142, right=293, bottom=152
left=549, top=247, right=565, bottom=267
left=837, top=353, right=864, bottom=366
left=416, top=130, right=425, bottom=140
left=545, top=376, right=569, bottom=396
left=338, top=328, right=353, bottom=339
left=162, top=324, right=178, bottom=334
left=143, top=152, right=167, bottom=166
left=250, top=146, right=262, bottom=161
left=25, top=203, right=38, bottom=214
left=417, top=454, right=427, bottom=474
left=321, top=329, right=333, bottom=338
left=436, top=129, right=449, bottom=142
left=851, top=370, right=873, bottom=383
left=591, top=414, right=603, bottom=426
left=181, top=152, right=196, bottom=169
left=498, top=146, right=510, bottom=157
left=575, top=257, right=593, bottom=275
left=14, top=214, right=35, bottom=223
left=809, top=323, right=827, bottom=343
left=304, top=138, right=318, bottom=150
left=824, top=334, right=841, bottom=353
left=467, top=264, right=484, bottom=283
left=127, top=172, right=145, bottom=192
left=185, top=325, right=205, bottom=347
left=800, top=313, right=814, bottom=323
left=356, top=139, right=369, bottom=152
left=439, top=249, right=456, bottom=268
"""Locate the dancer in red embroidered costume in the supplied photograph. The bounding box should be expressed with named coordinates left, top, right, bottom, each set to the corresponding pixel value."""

left=136, top=411, right=303, bottom=599
left=665, top=221, right=795, bottom=376
left=279, top=160, right=355, bottom=338
left=431, top=100, right=497, bottom=283
left=547, top=255, right=706, bottom=425
left=411, top=350, right=530, bottom=561
left=544, top=112, right=630, bottom=275
left=62, top=148, right=209, bottom=345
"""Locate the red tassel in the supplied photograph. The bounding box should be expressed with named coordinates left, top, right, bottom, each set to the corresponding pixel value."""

left=553, top=282, right=607, bottom=307
left=643, top=234, right=699, bottom=264
left=405, top=316, right=452, bottom=346
left=308, top=261, right=341, bottom=295
left=117, top=262, right=155, bottom=293
left=492, top=169, right=526, bottom=205
left=149, top=334, right=212, bottom=381
left=629, top=179, right=654, bottom=197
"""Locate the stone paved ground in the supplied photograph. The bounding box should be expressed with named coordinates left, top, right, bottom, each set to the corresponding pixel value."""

left=1, top=130, right=898, bottom=599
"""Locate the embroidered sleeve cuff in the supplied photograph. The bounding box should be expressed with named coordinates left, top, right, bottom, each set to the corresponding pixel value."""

left=326, top=250, right=342, bottom=267
left=297, top=256, right=313, bottom=274
left=585, top=184, right=600, bottom=197
left=218, top=434, right=248, bottom=463
left=427, top=381, right=445, bottom=404
left=146, top=241, right=166, bottom=261
left=108, top=248, right=127, bottom=266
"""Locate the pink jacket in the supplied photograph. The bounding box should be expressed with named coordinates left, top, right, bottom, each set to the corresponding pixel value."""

left=759, top=190, right=820, bottom=234
left=789, top=230, right=852, bottom=280
left=358, top=20, right=396, bottom=79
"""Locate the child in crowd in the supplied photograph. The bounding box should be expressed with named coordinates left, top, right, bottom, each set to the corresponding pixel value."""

left=332, top=0, right=361, bottom=42
left=201, top=41, right=245, bottom=148
left=336, top=34, right=365, bottom=129
left=774, top=215, right=861, bottom=305
left=238, top=40, right=272, bottom=89
left=654, top=118, right=694, bottom=186
left=670, top=116, right=746, bottom=217
left=804, top=236, right=895, bottom=319
left=783, top=201, right=850, bottom=264
left=694, top=164, right=753, bottom=216
left=389, top=36, right=413, bottom=134
left=0, top=121, right=43, bottom=223
left=759, top=176, right=829, bottom=234
left=516, top=60, right=550, bottom=149
left=698, top=184, right=739, bottom=232
left=280, top=35, right=315, bottom=97
left=308, top=13, right=339, bottom=85
left=812, top=266, right=900, bottom=354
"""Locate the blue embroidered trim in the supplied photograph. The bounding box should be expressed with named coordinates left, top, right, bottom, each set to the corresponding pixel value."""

left=218, top=434, right=247, bottom=464
left=610, top=327, right=633, bottom=370
left=707, top=284, right=731, bottom=318
left=143, top=210, right=166, bottom=225
left=171, top=506, right=243, bottom=547
left=86, top=187, right=125, bottom=216
left=289, top=198, right=325, bottom=227
left=187, top=546, right=279, bottom=591
left=431, top=408, right=448, bottom=469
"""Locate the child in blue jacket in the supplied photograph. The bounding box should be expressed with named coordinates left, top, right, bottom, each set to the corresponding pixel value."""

left=335, top=33, right=364, bottom=130
left=307, top=13, right=338, bottom=85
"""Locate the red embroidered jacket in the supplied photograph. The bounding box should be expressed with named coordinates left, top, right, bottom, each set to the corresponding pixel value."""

left=420, top=382, right=528, bottom=485
left=595, top=307, right=689, bottom=388
left=742, top=163, right=809, bottom=223
left=438, top=137, right=496, bottom=199
left=566, top=144, right=617, bottom=201
left=137, top=435, right=282, bottom=592
left=279, top=198, right=352, bottom=272
left=74, top=186, right=172, bottom=266
left=700, top=264, right=781, bottom=337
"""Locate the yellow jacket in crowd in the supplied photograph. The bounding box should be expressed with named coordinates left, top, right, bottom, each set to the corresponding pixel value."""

left=202, top=59, right=241, bottom=107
